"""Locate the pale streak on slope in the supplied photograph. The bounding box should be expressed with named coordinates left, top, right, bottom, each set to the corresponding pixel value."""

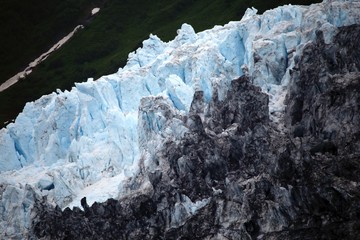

left=0, top=25, right=84, bottom=92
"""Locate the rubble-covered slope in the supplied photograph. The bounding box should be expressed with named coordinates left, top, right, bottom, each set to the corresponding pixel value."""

left=1, top=0, right=360, bottom=239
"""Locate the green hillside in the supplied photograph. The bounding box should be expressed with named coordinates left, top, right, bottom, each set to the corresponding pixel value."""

left=0, top=0, right=104, bottom=85
left=0, top=0, right=321, bottom=128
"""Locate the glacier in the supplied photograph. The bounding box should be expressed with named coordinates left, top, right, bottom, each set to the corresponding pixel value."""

left=1, top=0, right=360, bottom=238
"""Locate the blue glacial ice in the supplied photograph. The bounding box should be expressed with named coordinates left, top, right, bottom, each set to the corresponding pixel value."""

left=1, top=0, right=360, bottom=237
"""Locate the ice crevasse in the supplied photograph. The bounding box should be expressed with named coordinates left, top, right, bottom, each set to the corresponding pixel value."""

left=1, top=0, right=360, bottom=236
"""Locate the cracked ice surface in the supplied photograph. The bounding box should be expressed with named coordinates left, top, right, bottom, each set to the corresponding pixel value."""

left=1, top=0, right=360, bottom=237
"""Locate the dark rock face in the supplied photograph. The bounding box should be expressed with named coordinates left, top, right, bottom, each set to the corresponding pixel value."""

left=32, top=25, right=360, bottom=239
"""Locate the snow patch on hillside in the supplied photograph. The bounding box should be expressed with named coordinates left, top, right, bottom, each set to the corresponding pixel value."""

left=92, top=8, right=100, bottom=16
left=0, top=25, right=84, bottom=92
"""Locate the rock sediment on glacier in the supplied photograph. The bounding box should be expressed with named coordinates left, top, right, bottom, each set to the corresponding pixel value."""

left=1, top=0, right=360, bottom=239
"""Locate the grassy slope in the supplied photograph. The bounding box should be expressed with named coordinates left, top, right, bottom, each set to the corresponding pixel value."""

left=0, top=0, right=321, bottom=128
left=0, top=0, right=104, bottom=84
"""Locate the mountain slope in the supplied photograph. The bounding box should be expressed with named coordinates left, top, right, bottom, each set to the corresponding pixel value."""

left=0, top=0, right=102, bottom=85
left=0, top=0, right=360, bottom=239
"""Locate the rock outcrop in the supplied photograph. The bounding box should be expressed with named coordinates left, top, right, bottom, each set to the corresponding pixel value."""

left=32, top=25, right=360, bottom=239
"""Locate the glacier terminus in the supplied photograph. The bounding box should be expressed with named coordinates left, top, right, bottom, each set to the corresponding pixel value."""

left=1, top=0, right=360, bottom=239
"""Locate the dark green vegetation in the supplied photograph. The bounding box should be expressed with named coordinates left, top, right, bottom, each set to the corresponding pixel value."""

left=0, top=0, right=104, bottom=84
left=0, top=0, right=321, bottom=128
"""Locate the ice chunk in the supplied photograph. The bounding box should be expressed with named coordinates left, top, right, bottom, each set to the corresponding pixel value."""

left=166, top=74, right=194, bottom=111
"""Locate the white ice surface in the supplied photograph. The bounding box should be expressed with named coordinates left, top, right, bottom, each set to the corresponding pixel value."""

left=1, top=0, right=360, bottom=237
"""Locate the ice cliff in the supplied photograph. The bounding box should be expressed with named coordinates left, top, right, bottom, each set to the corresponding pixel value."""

left=1, top=0, right=360, bottom=239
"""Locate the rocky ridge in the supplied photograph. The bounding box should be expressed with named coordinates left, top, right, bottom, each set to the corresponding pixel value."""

left=32, top=25, right=360, bottom=239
